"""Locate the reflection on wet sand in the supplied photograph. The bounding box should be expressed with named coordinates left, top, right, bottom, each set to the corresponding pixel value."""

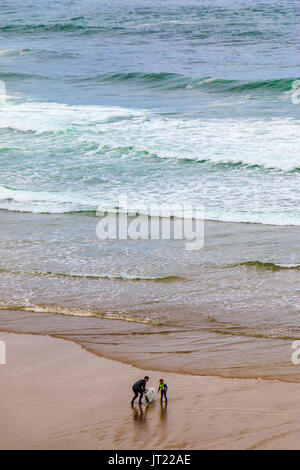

left=132, top=401, right=168, bottom=431
left=160, top=403, right=168, bottom=423
left=132, top=404, right=148, bottom=424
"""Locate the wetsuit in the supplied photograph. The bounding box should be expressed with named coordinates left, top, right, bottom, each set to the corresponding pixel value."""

left=159, top=383, right=168, bottom=403
left=131, top=379, right=147, bottom=405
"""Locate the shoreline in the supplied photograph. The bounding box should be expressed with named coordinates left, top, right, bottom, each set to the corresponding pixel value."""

left=2, top=207, right=300, bottom=228
left=0, top=331, right=299, bottom=450
left=0, top=314, right=297, bottom=385
left=0, top=326, right=293, bottom=385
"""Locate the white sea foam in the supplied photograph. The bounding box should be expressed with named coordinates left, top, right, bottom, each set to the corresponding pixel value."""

left=0, top=48, right=29, bottom=57
left=0, top=185, right=93, bottom=213
left=0, top=101, right=147, bottom=134
left=186, top=77, right=218, bottom=89
left=1, top=184, right=300, bottom=226
left=1, top=101, right=299, bottom=170
left=0, top=303, right=162, bottom=324
left=1, top=101, right=300, bottom=224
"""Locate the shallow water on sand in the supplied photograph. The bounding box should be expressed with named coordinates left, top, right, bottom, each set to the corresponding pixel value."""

left=0, top=212, right=299, bottom=382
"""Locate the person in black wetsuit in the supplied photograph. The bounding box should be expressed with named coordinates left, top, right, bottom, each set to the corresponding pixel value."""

left=131, top=376, right=149, bottom=406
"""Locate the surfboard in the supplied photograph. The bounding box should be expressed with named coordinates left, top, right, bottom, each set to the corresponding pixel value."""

left=145, top=386, right=156, bottom=404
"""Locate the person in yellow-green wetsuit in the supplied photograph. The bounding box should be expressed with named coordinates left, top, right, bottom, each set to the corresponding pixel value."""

left=158, top=379, right=168, bottom=404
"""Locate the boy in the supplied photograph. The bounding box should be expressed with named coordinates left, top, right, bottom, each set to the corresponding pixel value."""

left=158, top=378, right=168, bottom=404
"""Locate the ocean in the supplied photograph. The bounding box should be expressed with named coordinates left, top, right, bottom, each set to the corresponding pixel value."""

left=0, top=0, right=299, bottom=381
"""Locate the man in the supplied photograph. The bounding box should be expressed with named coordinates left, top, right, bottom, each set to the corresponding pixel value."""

left=131, top=376, right=149, bottom=406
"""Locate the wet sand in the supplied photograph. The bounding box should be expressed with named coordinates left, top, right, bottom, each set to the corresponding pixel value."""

left=0, top=331, right=299, bottom=450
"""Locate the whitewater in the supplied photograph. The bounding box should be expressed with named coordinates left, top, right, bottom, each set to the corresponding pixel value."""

left=0, top=98, right=300, bottom=225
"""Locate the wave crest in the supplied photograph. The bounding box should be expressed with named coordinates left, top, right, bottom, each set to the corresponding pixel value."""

left=0, top=266, right=184, bottom=283
left=75, top=72, right=298, bottom=94
left=0, top=303, right=163, bottom=325
left=231, top=261, right=300, bottom=271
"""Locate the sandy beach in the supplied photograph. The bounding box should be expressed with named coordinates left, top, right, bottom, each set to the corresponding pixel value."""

left=1, top=0, right=300, bottom=454
left=0, top=331, right=299, bottom=450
